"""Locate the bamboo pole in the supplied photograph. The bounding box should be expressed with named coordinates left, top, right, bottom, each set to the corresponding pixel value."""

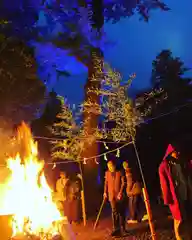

left=78, top=161, right=87, bottom=226
left=132, top=141, right=157, bottom=240
left=142, top=187, right=157, bottom=240
left=80, top=190, right=86, bottom=226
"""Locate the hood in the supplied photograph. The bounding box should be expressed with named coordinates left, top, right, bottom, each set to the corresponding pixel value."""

left=163, top=144, right=175, bottom=160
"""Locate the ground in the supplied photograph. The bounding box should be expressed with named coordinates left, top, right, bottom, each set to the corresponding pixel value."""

left=72, top=214, right=175, bottom=240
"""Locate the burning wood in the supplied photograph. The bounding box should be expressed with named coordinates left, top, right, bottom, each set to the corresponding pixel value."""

left=11, top=234, right=62, bottom=240
left=0, top=122, right=75, bottom=240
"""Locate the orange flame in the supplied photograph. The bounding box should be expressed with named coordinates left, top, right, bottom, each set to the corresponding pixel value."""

left=0, top=122, right=63, bottom=238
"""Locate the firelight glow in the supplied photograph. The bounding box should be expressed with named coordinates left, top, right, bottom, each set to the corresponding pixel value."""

left=0, top=122, right=63, bottom=238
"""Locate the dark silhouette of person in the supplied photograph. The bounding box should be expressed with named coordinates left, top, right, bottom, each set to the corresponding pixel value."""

left=103, top=160, right=126, bottom=237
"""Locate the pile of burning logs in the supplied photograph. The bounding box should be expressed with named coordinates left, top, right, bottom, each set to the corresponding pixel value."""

left=11, top=234, right=63, bottom=240
left=0, top=215, right=75, bottom=240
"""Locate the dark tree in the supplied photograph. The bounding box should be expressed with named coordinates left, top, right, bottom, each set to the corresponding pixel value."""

left=135, top=50, right=192, bottom=172
left=40, top=90, right=62, bottom=124
left=31, top=90, right=63, bottom=161
left=136, top=50, right=192, bottom=117
left=0, top=36, right=45, bottom=124
left=151, top=50, right=192, bottom=108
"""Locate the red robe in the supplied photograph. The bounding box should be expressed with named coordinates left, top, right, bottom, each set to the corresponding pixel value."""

left=159, top=144, right=182, bottom=220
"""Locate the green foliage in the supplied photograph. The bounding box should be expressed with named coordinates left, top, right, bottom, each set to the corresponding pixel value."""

left=0, top=37, right=45, bottom=123
left=51, top=62, right=142, bottom=161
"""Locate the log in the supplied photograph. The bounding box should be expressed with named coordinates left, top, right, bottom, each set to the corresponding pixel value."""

left=0, top=215, right=75, bottom=240
left=12, top=236, right=40, bottom=240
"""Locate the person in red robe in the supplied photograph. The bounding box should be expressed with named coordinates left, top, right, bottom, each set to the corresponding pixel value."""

left=159, top=144, right=192, bottom=240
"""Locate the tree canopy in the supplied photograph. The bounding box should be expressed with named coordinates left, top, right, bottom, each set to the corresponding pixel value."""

left=0, top=0, right=169, bottom=65
left=0, top=36, right=46, bottom=124
left=51, top=63, right=141, bottom=161
left=151, top=50, right=192, bottom=105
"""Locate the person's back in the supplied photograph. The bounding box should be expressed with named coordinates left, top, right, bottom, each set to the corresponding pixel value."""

left=66, top=178, right=81, bottom=223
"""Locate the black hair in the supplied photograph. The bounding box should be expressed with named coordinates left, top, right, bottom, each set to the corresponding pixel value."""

left=60, top=170, right=67, bottom=175
left=107, top=159, right=116, bottom=166
left=122, top=160, right=128, bottom=164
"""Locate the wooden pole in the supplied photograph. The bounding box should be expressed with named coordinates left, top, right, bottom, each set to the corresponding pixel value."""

left=132, top=141, right=157, bottom=240
left=78, top=161, right=87, bottom=226
left=142, top=187, right=157, bottom=240
left=80, top=190, right=86, bottom=226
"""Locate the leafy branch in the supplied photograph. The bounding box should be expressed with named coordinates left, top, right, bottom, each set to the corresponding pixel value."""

left=51, top=60, right=142, bottom=161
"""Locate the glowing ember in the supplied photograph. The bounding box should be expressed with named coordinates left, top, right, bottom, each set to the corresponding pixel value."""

left=0, top=122, right=63, bottom=239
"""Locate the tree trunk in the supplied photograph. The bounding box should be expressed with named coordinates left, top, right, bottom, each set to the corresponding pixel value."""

left=80, top=0, right=104, bottom=217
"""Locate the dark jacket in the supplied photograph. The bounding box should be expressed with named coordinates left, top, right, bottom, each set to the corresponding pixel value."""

left=125, top=167, right=141, bottom=196
left=104, top=170, right=125, bottom=202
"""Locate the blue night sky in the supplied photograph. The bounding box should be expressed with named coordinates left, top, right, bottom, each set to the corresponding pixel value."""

left=37, top=0, right=192, bottom=105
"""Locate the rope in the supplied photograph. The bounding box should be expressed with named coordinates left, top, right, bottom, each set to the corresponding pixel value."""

left=32, top=101, right=192, bottom=142
left=0, top=141, right=133, bottom=168
left=143, top=101, right=192, bottom=122
left=0, top=102, right=191, bottom=168
left=34, top=135, right=119, bottom=144
left=46, top=141, right=133, bottom=165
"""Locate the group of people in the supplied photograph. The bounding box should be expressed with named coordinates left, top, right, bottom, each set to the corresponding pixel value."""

left=54, top=171, right=82, bottom=224
left=103, top=160, right=143, bottom=237
left=53, top=143, right=192, bottom=240
left=104, top=144, right=192, bottom=239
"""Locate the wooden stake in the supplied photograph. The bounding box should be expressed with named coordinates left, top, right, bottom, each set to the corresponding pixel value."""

left=78, top=159, right=87, bottom=226
left=142, top=187, right=157, bottom=240
left=132, top=141, right=157, bottom=240
left=81, top=190, right=86, bottom=226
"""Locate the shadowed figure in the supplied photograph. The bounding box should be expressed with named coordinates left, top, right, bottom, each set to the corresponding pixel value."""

left=122, top=161, right=142, bottom=224
left=103, top=160, right=126, bottom=237
left=159, top=144, right=192, bottom=240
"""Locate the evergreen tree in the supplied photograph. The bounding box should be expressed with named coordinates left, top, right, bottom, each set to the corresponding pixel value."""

left=151, top=49, right=192, bottom=108
left=136, top=50, right=192, bottom=117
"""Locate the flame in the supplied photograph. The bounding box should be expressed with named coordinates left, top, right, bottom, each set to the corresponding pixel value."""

left=0, top=122, right=63, bottom=239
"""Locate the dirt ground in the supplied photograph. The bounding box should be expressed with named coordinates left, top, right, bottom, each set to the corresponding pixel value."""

left=72, top=217, right=175, bottom=240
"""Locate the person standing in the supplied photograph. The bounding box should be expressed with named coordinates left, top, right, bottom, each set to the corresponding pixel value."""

left=66, top=175, right=82, bottom=224
left=103, top=160, right=126, bottom=237
left=123, top=161, right=142, bottom=224
left=55, top=171, right=69, bottom=217
left=159, top=144, right=192, bottom=240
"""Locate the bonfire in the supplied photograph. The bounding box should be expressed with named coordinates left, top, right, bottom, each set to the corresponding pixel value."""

left=0, top=122, right=74, bottom=240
